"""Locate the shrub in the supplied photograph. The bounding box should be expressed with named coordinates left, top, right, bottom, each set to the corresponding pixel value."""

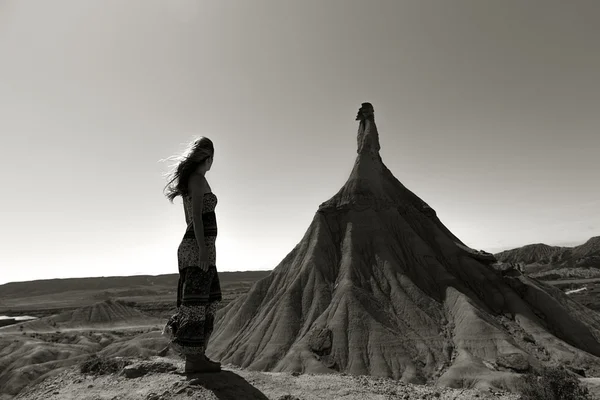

left=79, top=354, right=131, bottom=376
left=518, top=365, right=592, bottom=400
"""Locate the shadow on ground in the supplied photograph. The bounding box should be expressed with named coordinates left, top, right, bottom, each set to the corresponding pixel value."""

left=185, top=371, right=269, bottom=400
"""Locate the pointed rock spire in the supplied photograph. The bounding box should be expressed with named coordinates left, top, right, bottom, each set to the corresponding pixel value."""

left=319, top=102, right=415, bottom=211
left=355, top=102, right=380, bottom=155
left=318, top=102, right=469, bottom=247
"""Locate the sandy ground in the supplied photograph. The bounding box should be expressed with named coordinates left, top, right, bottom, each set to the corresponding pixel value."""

left=14, top=356, right=521, bottom=400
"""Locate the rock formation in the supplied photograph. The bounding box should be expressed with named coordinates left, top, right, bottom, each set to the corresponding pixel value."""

left=207, top=103, right=600, bottom=390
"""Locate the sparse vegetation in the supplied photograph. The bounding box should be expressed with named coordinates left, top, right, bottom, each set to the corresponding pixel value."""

left=537, top=273, right=563, bottom=281
left=518, top=366, right=592, bottom=400
left=79, top=354, right=131, bottom=376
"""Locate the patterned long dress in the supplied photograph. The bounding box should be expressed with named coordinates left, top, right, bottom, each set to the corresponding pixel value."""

left=163, top=192, right=222, bottom=356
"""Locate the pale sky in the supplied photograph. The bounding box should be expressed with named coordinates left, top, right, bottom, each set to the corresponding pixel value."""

left=1, top=0, right=599, bottom=285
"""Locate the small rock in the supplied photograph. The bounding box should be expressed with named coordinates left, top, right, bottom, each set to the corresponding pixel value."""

left=122, top=361, right=177, bottom=379
left=496, top=353, right=530, bottom=372
left=308, top=328, right=333, bottom=356
left=122, top=365, right=146, bottom=379
left=88, top=385, right=94, bottom=389
left=522, top=333, right=535, bottom=343
left=567, top=365, right=587, bottom=377
left=175, top=386, right=188, bottom=395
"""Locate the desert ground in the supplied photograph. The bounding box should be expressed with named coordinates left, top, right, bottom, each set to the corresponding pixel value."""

left=12, top=354, right=522, bottom=400
left=1, top=264, right=600, bottom=399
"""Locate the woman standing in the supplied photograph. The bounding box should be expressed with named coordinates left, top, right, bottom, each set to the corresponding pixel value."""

left=163, top=136, right=222, bottom=373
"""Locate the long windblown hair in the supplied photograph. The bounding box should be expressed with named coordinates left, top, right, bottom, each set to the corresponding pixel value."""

left=162, top=136, right=214, bottom=202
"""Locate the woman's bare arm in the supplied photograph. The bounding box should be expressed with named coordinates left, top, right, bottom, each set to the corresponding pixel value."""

left=189, top=174, right=210, bottom=271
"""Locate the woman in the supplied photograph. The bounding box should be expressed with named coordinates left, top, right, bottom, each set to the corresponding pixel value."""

left=162, top=136, right=222, bottom=373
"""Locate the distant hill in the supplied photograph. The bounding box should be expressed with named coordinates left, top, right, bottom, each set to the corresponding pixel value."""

left=0, top=271, right=272, bottom=299
left=0, top=271, right=273, bottom=319
left=495, top=236, right=600, bottom=270
left=495, top=243, right=569, bottom=265
left=573, top=236, right=600, bottom=262
left=0, top=299, right=161, bottom=333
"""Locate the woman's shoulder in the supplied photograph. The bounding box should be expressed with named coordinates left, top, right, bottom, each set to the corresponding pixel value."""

left=188, top=173, right=210, bottom=196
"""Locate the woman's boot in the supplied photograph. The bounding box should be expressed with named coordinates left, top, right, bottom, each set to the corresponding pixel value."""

left=203, top=331, right=221, bottom=367
left=184, top=354, right=221, bottom=373
left=203, top=354, right=221, bottom=367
